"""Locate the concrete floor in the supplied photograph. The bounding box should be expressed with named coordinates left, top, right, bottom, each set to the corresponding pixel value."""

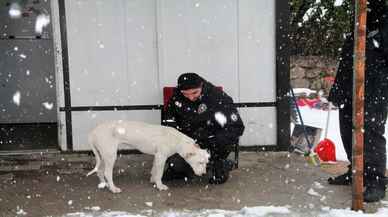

left=0, top=152, right=386, bottom=216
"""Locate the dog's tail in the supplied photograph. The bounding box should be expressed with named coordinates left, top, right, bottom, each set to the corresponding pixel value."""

left=87, top=134, right=102, bottom=177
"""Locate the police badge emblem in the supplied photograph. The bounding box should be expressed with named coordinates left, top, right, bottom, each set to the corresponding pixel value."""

left=197, top=103, right=207, bottom=114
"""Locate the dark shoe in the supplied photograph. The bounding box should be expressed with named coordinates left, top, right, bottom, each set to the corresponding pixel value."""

left=328, top=171, right=352, bottom=185
left=224, top=159, right=235, bottom=171
left=364, top=184, right=386, bottom=203
left=208, top=169, right=229, bottom=184
left=208, top=160, right=231, bottom=185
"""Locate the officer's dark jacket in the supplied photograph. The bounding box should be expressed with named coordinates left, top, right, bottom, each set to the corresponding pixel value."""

left=163, top=80, right=245, bottom=145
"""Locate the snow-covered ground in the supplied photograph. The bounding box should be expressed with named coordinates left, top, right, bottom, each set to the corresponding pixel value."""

left=63, top=205, right=388, bottom=217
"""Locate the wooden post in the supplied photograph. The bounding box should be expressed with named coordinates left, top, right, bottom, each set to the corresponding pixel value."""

left=352, top=0, right=367, bottom=211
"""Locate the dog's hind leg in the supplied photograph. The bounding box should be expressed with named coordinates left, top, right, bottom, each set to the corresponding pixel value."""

left=102, top=149, right=122, bottom=193
left=96, top=157, right=106, bottom=187
left=94, top=149, right=107, bottom=188
left=151, top=154, right=169, bottom=190
left=87, top=138, right=107, bottom=188
left=87, top=138, right=101, bottom=177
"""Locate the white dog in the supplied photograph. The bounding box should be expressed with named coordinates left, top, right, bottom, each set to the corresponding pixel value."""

left=86, top=120, right=210, bottom=193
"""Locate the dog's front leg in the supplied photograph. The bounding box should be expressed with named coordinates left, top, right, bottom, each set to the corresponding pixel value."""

left=151, top=153, right=168, bottom=190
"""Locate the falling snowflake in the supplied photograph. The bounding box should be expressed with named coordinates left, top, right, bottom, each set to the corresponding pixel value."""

left=13, top=91, right=21, bottom=106
left=175, top=101, right=182, bottom=108
left=334, top=0, right=344, bottom=7
left=215, top=112, right=227, bottom=127
left=35, top=14, right=50, bottom=34
left=373, top=39, right=380, bottom=48
left=117, top=127, right=126, bottom=135
left=8, top=3, right=21, bottom=18
left=42, top=102, right=54, bottom=110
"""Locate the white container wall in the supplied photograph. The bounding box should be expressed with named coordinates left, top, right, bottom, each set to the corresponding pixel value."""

left=54, top=0, right=277, bottom=150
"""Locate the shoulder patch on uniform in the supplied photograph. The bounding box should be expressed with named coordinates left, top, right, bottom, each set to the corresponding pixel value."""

left=231, top=113, right=238, bottom=122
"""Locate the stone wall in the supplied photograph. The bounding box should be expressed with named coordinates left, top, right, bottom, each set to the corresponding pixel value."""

left=291, top=56, right=337, bottom=96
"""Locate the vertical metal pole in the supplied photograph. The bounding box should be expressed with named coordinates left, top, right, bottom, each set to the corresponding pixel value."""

left=58, top=0, right=73, bottom=150
left=352, top=0, right=367, bottom=211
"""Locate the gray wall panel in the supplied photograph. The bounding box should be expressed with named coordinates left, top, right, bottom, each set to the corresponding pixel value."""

left=123, top=0, right=160, bottom=104
left=239, top=107, right=277, bottom=146
left=66, top=0, right=128, bottom=106
left=157, top=0, right=239, bottom=100
left=238, top=0, right=276, bottom=102
left=65, top=0, right=159, bottom=106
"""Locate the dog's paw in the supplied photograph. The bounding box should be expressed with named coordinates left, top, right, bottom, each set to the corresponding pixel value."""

left=109, top=186, right=122, bottom=193
left=156, top=183, right=169, bottom=191
left=98, top=182, right=107, bottom=189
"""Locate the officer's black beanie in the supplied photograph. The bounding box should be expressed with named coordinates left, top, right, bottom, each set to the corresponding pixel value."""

left=177, top=72, right=203, bottom=90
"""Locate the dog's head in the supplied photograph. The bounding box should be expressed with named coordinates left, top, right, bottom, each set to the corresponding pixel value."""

left=183, top=144, right=210, bottom=176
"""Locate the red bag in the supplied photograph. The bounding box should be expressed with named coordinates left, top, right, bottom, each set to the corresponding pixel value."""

left=314, top=138, right=336, bottom=162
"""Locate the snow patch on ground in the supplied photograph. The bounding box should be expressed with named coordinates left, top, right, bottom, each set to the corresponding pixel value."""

left=62, top=206, right=388, bottom=217
left=63, top=206, right=291, bottom=217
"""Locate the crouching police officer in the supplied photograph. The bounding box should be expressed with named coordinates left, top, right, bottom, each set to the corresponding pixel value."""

left=162, top=72, right=245, bottom=184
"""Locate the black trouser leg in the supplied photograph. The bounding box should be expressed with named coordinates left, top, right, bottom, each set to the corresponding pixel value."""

left=339, top=104, right=353, bottom=163
left=339, top=78, right=388, bottom=186
left=364, top=84, right=388, bottom=185
left=209, top=143, right=232, bottom=162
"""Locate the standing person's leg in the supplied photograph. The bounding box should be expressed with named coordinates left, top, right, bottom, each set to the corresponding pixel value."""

left=328, top=102, right=353, bottom=185
left=340, top=103, right=354, bottom=161
left=363, top=77, right=388, bottom=202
